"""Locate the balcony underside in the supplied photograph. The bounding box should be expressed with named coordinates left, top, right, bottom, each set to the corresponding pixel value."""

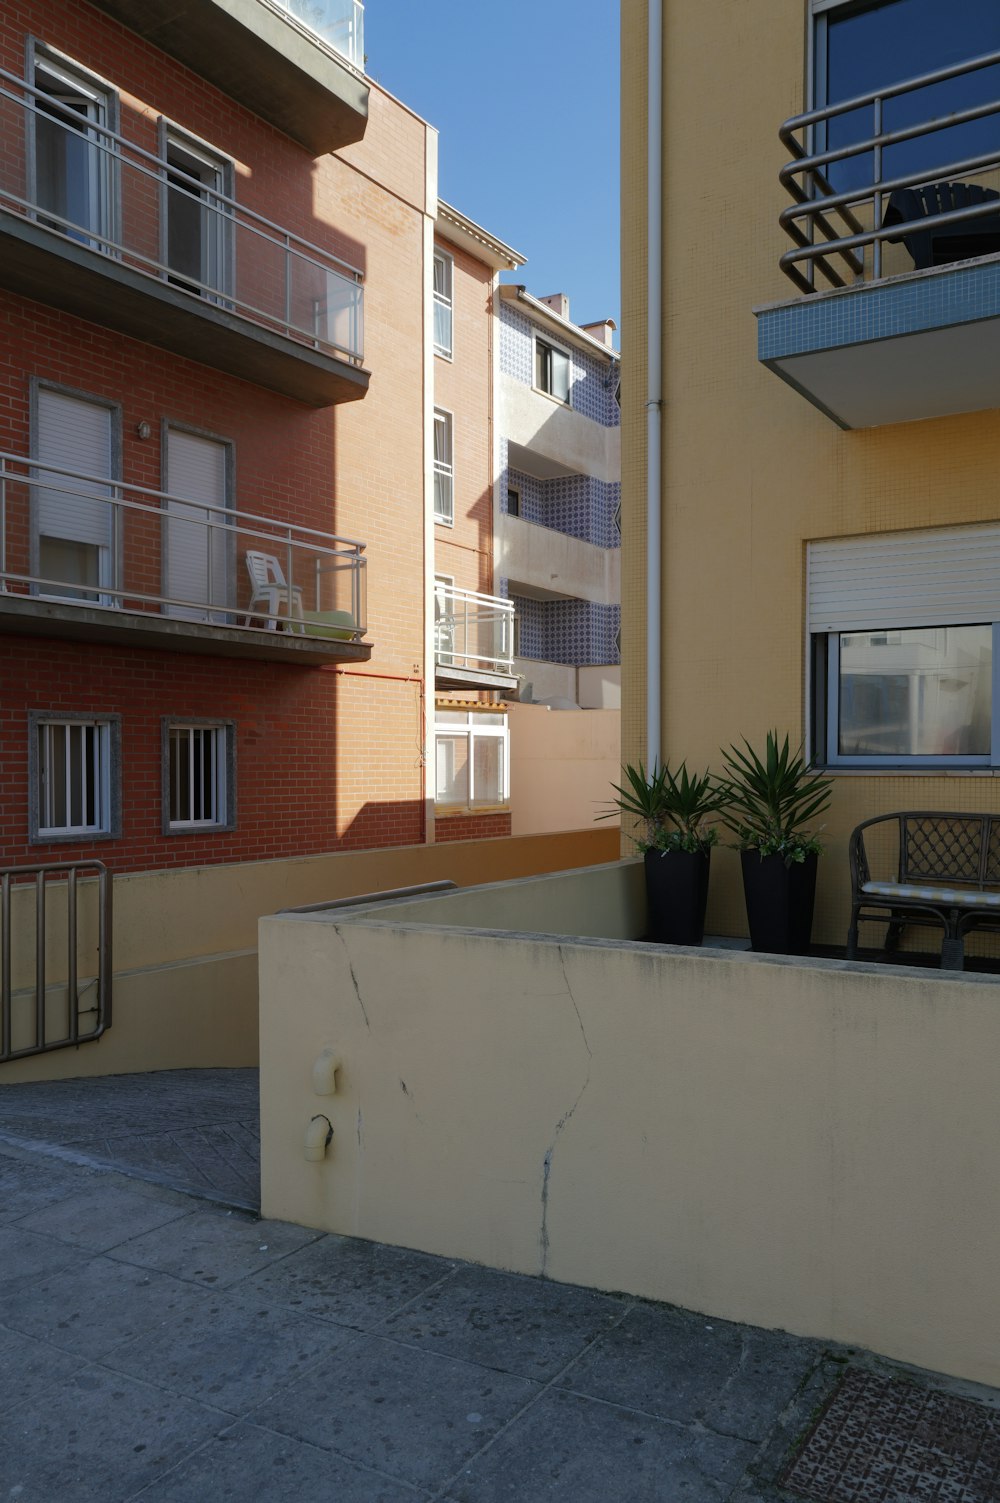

left=0, top=214, right=369, bottom=408
left=435, top=665, right=517, bottom=693
left=756, top=255, right=1000, bottom=429
left=0, top=595, right=372, bottom=666
left=87, top=0, right=368, bottom=155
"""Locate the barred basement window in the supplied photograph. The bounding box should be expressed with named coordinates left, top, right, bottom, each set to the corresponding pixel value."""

left=31, top=715, right=119, bottom=841
left=165, top=722, right=233, bottom=831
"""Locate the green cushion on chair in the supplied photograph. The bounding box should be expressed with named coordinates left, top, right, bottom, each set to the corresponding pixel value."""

left=302, top=610, right=356, bottom=641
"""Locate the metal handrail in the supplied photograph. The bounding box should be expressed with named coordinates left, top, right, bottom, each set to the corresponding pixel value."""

left=0, top=452, right=368, bottom=637
left=1, top=861, right=112, bottom=1063
left=778, top=48, right=1000, bottom=293
left=434, top=584, right=515, bottom=674
left=0, top=67, right=364, bottom=360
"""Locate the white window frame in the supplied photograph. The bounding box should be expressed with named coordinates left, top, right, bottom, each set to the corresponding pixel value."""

left=433, top=248, right=454, bottom=359
left=163, top=719, right=234, bottom=832
left=434, top=709, right=509, bottom=810
left=533, top=334, right=572, bottom=406
left=27, top=41, right=119, bottom=252
left=433, top=407, right=454, bottom=526
left=506, top=483, right=521, bottom=518
left=30, top=713, right=120, bottom=842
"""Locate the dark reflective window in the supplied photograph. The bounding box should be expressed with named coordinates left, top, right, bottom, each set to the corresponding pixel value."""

left=819, top=0, right=1000, bottom=191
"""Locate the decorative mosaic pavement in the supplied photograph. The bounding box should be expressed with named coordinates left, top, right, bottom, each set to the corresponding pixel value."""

left=781, top=1367, right=1000, bottom=1503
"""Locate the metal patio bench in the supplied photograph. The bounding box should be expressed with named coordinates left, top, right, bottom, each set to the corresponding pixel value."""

left=847, top=811, right=1000, bottom=970
left=883, top=181, right=1000, bottom=270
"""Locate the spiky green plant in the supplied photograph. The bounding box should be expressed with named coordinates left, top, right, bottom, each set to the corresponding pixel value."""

left=599, top=759, right=727, bottom=853
left=719, top=730, right=833, bottom=863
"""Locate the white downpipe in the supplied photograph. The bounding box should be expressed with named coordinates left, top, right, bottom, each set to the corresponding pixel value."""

left=646, top=0, right=663, bottom=772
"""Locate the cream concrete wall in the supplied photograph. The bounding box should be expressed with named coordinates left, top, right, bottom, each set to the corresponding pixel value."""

left=621, top=0, right=1000, bottom=947
left=500, top=374, right=620, bottom=483
left=498, top=515, right=620, bottom=605
left=259, top=868, right=1000, bottom=1388
left=1, top=829, right=618, bottom=1082
left=509, top=705, right=620, bottom=837
left=579, top=666, right=621, bottom=709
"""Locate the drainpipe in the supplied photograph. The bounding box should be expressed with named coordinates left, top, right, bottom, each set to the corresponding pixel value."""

left=646, top=0, right=663, bottom=772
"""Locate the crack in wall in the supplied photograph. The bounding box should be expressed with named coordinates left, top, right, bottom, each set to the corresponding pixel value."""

left=539, top=947, right=593, bottom=1276
left=335, top=927, right=371, bottom=1031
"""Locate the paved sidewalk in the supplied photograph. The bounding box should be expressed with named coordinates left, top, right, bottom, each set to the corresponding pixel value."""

left=1, top=1076, right=999, bottom=1500
left=0, top=1068, right=260, bottom=1209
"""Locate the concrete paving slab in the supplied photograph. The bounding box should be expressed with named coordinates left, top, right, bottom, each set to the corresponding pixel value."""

left=380, top=1262, right=630, bottom=1381
left=243, top=1231, right=455, bottom=1330
left=104, top=1291, right=351, bottom=1416
left=0, top=1152, right=86, bottom=1221
left=257, top=1333, right=538, bottom=1492
left=13, top=1181, right=191, bottom=1252
left=108, top=1206, right=320, bottom=1288
left=133, top=1420, right=430, bottom=1502
left=448, top=1387, right=757, bottom=1502
left=0, top=1363, right=225, bottom=1502
left=0, top=1222, right=82, bottom=1292
left=0, top=1253, right=216, bottom=1360
left=0, top=1323, right=88, bottom=1407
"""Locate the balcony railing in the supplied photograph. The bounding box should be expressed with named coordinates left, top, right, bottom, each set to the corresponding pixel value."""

left=0, top=66, right=364, bottom=363
left=778, top=49, right=1000, bottom=295
left=0, top=453, right=367, bottom=641
left=268, top=0, right=364, bottom=70
left=434, top=585, right=515, bottom=678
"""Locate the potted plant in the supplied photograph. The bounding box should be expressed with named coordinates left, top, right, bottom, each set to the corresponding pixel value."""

left=719, top=730, right=833, bottom=956
left=600, top=760, right=726, bottom=945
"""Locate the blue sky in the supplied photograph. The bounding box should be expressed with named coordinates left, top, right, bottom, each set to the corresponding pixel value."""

left=363, top=1, right=621, bottom=336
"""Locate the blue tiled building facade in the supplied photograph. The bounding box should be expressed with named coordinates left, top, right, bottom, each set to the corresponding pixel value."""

left=498, top=300, right=621, bottom=669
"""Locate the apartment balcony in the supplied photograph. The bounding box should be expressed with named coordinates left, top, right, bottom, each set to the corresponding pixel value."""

left=87, top=0, right=368, bottom=154
left=0, top=69, right=368, bottom=407
left=756, top=49, right=1000, bottom=429
left=434, top=585, right=516, bottom=692
left=497, top=514, right=619, bottom=608
left=0, top=453, right=370, bottom=667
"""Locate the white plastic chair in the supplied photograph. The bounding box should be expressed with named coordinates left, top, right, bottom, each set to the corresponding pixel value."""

left=243, top=550, right=304, bottom=631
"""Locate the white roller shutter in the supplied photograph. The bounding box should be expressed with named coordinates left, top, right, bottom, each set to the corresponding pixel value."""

left=35, top=389, right=113, bottom=549
left=808, top=524, right=1000, bottom=633
left=165, top=429, right=229, bottom=621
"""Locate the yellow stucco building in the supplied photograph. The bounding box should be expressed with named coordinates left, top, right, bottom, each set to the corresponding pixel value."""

left=622, top=0, right=1000, bottom=946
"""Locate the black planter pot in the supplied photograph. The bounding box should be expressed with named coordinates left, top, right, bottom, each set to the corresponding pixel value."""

left=740, top=850, right=818, bottom=956
left=644, top=848, right=711, bottom=946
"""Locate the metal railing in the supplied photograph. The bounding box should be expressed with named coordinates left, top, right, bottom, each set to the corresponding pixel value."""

left=1, top=861, right=112, bottom=1063
left=267, top=0, right=365, bottom=70
left=434, top=585, right=515, bottom=676
left=778, top=49, right=1000, bottom=294
left=0, top=452, right=367, bottom=639
left=0, top=66, right=364, bottom=362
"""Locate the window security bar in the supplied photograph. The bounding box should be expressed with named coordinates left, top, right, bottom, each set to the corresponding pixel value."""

left=777, top=48, right=1000, bottom=293
left=0, top=451, right=368, bottom=638
left=0, top=66, right=364, bottom=362
left=0, top=861, right=112, bottom=1063
left=434, top=584, right=516, bottom=675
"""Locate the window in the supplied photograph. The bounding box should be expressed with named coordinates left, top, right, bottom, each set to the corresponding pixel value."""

left=534, top=337, right=571, bottom=404
left=30, top=715, right=119, bottom=841
left=434, top=709, right=509, bottom=808
left=506, top=484, right=521, bottom=518
left=161, top=124, right=233, bottom=301
left=33, top=384, right=119, bottom=605
left=808, top=525, right=1000, bottom=767
left=433, top=408, right=454, bottom=525
left=812, top=1, right=1000, bottom=193
left=31, top=47, right=115, bottom=249
left=164, top=721, right=233, bottom=831
left=433, top=249, right=453, bottom=358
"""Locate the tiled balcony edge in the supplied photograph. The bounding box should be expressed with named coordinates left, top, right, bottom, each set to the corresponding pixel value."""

left=755, top=254, right=1000, bottom=361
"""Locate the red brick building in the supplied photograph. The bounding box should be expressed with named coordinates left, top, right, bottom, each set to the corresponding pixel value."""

left=0, top=0, right=439, bottom=872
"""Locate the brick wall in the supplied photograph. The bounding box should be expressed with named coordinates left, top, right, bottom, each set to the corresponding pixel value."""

left=0, top=0, right=434, bottom=872
left=435, top=812, right=512, bottom=844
